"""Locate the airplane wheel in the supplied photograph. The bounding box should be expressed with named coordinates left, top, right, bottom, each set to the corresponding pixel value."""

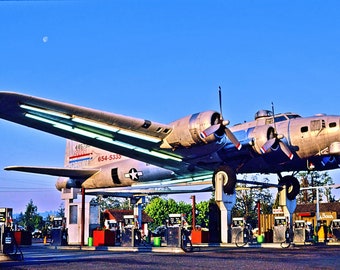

left=212, top=166, right=237, bottom=194
left=280, top=175, right=300, bottom=200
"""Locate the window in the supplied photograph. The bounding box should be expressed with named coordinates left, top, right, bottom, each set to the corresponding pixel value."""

left=329, top=122, right=337, bottom=128
left=265, top=118, right=274, bottom=125
left=265, top=115, right=288, bottom=125
left=311, top=120, right=321, bottom=131
left=287, top=114, right=301, bottom=119
left=301, top=126, right=308, bottom=133
left=69, top=205, right=78, bottom=224
left=274, top=116, right=287, bottom=123
left=311, top=119, right=326, bottom=131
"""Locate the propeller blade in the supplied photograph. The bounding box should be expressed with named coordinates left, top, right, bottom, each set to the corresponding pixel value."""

left=279, top=141, right=294, bottom=160
left=202, top=86, right=241, bottom=150
left=224, top=128, right=242, bottom=150
left=260, top=138, right=276, bottom=154
left=200, top=124, right=220, bottom=139
left=218, top=86, right=223, bottom=119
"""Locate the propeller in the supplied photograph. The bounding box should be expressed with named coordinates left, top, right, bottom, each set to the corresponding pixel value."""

left=200, top=87, right=242, bottom=150
left=260, top=103, right=294, bottom=160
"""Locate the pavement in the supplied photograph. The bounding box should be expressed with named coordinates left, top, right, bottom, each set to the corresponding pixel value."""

left=1, top=241, right=340, bottom=270
left=1, top=239, right=339, bottom=262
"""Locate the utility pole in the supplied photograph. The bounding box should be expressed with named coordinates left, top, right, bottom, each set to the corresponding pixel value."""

left=191, top=195, right=196, bottom=229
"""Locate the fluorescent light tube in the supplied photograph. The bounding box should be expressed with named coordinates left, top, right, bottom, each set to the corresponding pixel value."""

left=20, top=104, right=70, bottom=119
left=72, top=117, right=119, bottom=132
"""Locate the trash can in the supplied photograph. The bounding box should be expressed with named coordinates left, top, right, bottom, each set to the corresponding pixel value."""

left=257, top=235, right=264, bottom=244
left=88, top=237, right=93, bottom=247
left=153, top=236, right=161, bottom=247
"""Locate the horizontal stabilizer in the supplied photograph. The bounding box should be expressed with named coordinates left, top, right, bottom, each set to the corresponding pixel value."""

left=4, top=166, right=99, bottom=179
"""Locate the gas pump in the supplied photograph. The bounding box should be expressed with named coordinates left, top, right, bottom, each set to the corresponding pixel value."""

left=231, top=217, right=245, bottom=244
left=0, top=208, right=13, bottom=228
left=121, top=215, right=142, bottom=247
left=0, top=225, right=23, bottom=260
left=0, top=208, right=16, bottom=255
left=316, top=220, right=328, bottom=242
left=293, top=220, right=307, bottom=243
left=121, top=215, right=134, bottom=247
left=50, top=217, right=68, bottom=246
left=167, top=214, right=183, bottom=247
left=107, top=220, right=120, bottom=243
left=273, top=216, right=288, bottom=243
left=0, top=208, right=24, bottom=260
left=330, top=219, right=340, bottom=241
left=0, top=225, right=14, bottom=254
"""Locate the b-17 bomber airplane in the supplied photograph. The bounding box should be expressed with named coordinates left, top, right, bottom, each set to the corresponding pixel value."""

left=0, top=90, right=340, bottom=200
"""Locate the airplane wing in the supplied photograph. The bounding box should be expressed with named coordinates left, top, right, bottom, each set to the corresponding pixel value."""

left=0, top=92, right=187, bottom=172
left=4, top=166, right=99, bottom=179
left=84, top=177, right=279, bottom=198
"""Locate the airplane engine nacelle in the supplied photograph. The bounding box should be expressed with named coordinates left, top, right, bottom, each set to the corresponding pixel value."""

left=164, top=111, right=221, bottom=148
left=250, top=125, right=275, bottom=154
left=56, top=177, right=83, bottom=190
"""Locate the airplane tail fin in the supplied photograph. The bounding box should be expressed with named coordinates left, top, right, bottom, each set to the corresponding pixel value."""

left=64, top=139, right=124, bottom=169
left=64, top=140, right=93, bottom=168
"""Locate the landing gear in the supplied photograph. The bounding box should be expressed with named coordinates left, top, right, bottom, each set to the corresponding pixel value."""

left=212, top=166, right=237, bottom=194
left=279, top=175, right=300, bottom=200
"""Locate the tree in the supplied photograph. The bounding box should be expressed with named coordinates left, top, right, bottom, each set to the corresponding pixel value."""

left=254, top=184, right=274, bottom=215
left=144, top=197, right=192, bottom=230
left=297, top=171, right=335, bottom=203
left=144, top=197, right=168, bottom=228
left=195, top=201, right=210, bottom=228
left=232, top=175, right=273, bottom=228
left=177, top=201, right=192, bottom=224
left=90, top=196, right=131, bottom=212
left=56, top=203, right=65, bottom=218
left=17, top=199, right=44, bottom=232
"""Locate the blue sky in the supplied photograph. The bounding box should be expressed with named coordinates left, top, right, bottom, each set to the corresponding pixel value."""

left=1, top=1, right=340, bottom=213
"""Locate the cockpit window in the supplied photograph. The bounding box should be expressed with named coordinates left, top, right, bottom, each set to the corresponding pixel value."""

left=265, top=114, right=295, bottom=125
left=287, top=114, right=301, bottom=119
left=274, top=116, right=287, bottom=122
left=261, top=112, right=301, bottom=125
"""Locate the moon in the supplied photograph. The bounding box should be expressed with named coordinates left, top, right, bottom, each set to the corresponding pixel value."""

left=42, top=36, right=48, bottom=43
